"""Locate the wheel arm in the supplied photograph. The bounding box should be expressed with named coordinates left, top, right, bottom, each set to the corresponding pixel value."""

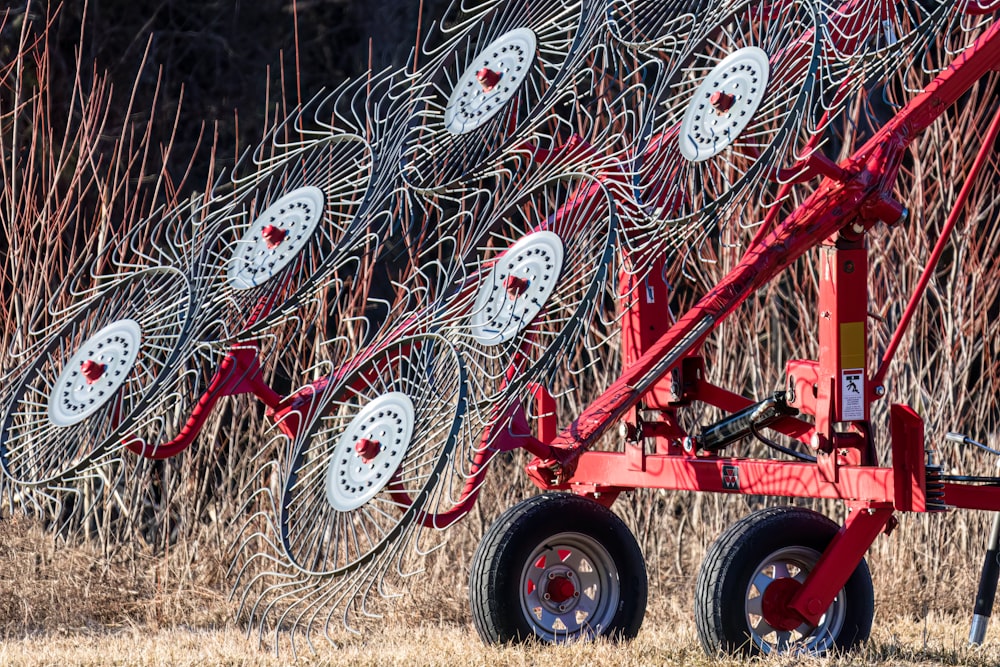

left=786, top=506, right=893, bottom=626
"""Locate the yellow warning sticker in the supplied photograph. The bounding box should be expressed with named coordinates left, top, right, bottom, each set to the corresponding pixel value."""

left=840, top=322, right=865, bottom=370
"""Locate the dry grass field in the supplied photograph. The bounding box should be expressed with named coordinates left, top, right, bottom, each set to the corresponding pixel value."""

left=2, top=507, right=1000, bottom=667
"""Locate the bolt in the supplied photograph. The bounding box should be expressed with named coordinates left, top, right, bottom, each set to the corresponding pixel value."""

left=874, top=385, right=886, bottom=397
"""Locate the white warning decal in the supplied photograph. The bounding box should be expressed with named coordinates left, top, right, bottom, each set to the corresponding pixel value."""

left=841, top=369, right=865, bottom=421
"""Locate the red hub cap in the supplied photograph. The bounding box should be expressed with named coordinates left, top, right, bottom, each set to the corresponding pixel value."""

left=476, top=67, right=502, bottom=92
left=261, top=224, right=288, bottom=249
left=354, top=437, right=381, bottom=464
left=709, top=90, right=735, bottom=113
left=80, top=359, right=106, bottom=384
left=504, top=274, right=529, bottom=298
left=545, top=574, right=576, bottom=604
left=760, top=577, right=807, bottom=632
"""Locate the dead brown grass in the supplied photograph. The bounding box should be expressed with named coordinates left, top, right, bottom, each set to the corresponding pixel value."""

left=1, top=513, right=998, bottom=666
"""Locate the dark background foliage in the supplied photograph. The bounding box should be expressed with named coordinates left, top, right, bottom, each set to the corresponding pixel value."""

left=3, top=0, right=450, bottom=187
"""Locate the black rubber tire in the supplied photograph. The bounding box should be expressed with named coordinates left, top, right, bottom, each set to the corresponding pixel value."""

left=470, top=493, right=647, bottom=644
left=695, top=506, right=874, bottom=656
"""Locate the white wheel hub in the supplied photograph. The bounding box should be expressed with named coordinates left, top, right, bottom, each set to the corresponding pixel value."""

left=227, top=185, right=325, bottom=290
left=469, top=230, right=564, bottom=346
left=678, top=47, right=770, bottom=162
left=324, top=392, right=415, bottom=512
left=47, top=319, right=143, bottom=427
left=444, top=28, right=537, bottom=135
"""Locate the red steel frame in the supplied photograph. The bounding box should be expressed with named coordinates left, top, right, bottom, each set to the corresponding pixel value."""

left=119, top=7, right=1000, bottom=637
left=504, top=17, right=1000, bottom=629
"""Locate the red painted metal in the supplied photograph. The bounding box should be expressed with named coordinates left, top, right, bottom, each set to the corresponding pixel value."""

left=563, top=451, right=896, bottom=503
left=127, top=345, right=284, bottom=459
left=355, top=438, right=381, bottom=464
left=890, top=404, right=928, bottom=513
left=104, top=14, right=1000, bottom=640
left=505, top=275, right=529, bottom=298
left=787, top=506, right=894, bottom=626
left=619, top=254, right=675, bottom=409
left=261, top=224, right=287, bottom=249
left=476, top=67, right=501, bottom=91
left=709, top=90, right=735, bottom=113
left=762, top=578, right=806, bottom=632
left=80, top=360, right=105, bottom=384
left=816, top=241, right=869, bottom=436
left=941, top=484, right=1000, bottom=511
left=525, top=20, right=1000, bottom=489
left=528, top=382, right=558, bottom=444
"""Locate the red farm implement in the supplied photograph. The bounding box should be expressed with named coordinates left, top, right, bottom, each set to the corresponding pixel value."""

left=3, top=0, right=1000, bottom=657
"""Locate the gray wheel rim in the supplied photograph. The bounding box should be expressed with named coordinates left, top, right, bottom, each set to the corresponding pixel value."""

left=518, top=531, right=620, bottom=642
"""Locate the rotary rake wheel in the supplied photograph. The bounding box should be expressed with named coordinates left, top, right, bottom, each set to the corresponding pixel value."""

left=192, top=133, right=380, bottom=343
left=0, top=268, right=195, bottom=487
left=631, top=0, right=825, bottom=242
left=432, top=170, right=618, bottom=406
left=278, top=333, right=467, bottom=577
left=397, top=0, right=598, bottom=191
left=227, top=333, right=468, bottom=648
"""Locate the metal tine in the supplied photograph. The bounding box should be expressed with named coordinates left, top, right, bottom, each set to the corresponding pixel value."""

left=149, top=71, right=403, bottom=348
left=635, top=0, right=999, bottom=282
left=606, top=0, right=712, bottom=50
left=889, top=1, right=999, bottom=96
left=182, top=146, right=399, bottom=348
left=392, top=0, right=611, bottom=192
left=299, top=165, right=621, bottom=539
left=374, top=159, right=618, bottom=415
left=227, top=329, right=468, bottom=653
left=232, top=495, right=444, bottom=655
left=0, top=268, right=204, bottom=493
left=618, top=0, right=840, bottom=279
left=818, top=0, right=992, bottom=88
left=306, top=67, right=412, bottom=166
left=106, top=84, right=386, bottom=284
left=2, top=377, right=214, bottom=550
left=805, top=0, right=996, bottom=159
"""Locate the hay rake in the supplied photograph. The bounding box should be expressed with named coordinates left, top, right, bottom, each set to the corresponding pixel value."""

left=3, top=0, right=1000, bottom=658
